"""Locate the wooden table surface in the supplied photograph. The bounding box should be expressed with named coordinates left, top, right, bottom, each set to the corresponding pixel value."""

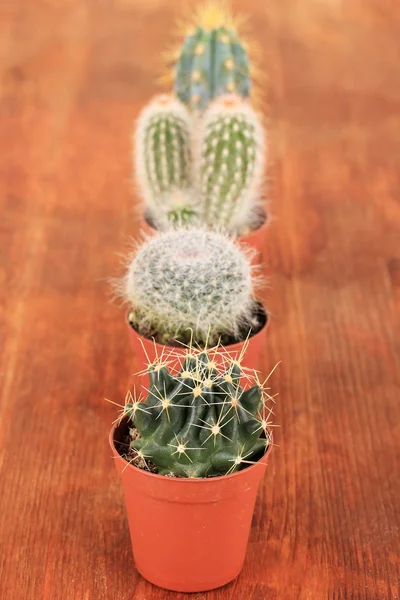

left=1, top=1, right=399, bottom=598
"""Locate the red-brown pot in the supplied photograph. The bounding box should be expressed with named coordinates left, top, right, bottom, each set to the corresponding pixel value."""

left=139, top=210, right=268, bottom=265
left=128, top=308, right=269, bottom=390
left=110, top=417, right=273, bottom=593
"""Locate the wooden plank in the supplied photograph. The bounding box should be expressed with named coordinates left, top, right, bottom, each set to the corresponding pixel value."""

left=0, top=1, right=399, bottom=598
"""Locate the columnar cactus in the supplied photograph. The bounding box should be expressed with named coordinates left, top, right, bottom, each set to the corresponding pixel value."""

left=197, top=94, right=265, bottom=233
left=123, top=228, right=261, bottom=347
left=134, top=94, right=196, bottom=227
left=123, top=350, right=272, bottom=477
left=174, top=26, right=251, bottom=112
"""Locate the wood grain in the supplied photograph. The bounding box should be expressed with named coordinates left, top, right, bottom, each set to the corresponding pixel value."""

left=1, top=1, right=399, bottom=598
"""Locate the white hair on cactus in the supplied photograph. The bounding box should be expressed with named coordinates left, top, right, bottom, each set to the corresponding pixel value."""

left=134, top=94, right=195, bottom=229
left=122, top=228, right=260, bottom=346
left=195, top=94, right=266, bottom=234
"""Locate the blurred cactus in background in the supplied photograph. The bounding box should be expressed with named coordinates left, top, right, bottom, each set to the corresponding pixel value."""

left=174, top=24, right=251, bottom=112
left=197, top=94, right=265, bottom=233
left=134, top=95, right=197, bottom=228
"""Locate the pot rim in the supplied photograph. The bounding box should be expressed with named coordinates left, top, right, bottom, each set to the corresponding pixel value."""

left=109, top=416, right=273, bottom=485
left=127, top=301, right=269, bottom=354
left=143, top=207, right=268, bottom=238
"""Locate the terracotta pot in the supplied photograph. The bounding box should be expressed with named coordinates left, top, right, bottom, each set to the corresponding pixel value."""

left=238, top=214, right=268, bottom=264
left=139, top=209, right=268, bottom=265
left=128, top=306, right=269, bottom=389
left=110, top=417, right=273, bottom=593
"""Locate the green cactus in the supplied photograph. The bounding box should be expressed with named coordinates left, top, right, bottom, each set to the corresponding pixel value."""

left=123, top=351, right=271, bottom=477
left=175, top=26, right=251, bottom=111
left=198, top=94, right=265, bottom=233
left=134, top=95, right=196, bottom=228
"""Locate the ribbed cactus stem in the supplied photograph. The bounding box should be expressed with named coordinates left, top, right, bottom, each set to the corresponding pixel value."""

left=175, top=26, right=251, bottom=111
left=123, top=228, right=260, bottom=347
left=123, top=350, right=271, bottom=477
left=198, top=94, right=265, bottom=233
left=134, top=94, right=196, bottom=227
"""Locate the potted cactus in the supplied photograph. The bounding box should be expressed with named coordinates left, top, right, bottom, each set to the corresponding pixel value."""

left=116, top=227, right=268, bottom=385
left=109, top=347, right=276, bottom=592
left=132, top=4, right=268, bottom=259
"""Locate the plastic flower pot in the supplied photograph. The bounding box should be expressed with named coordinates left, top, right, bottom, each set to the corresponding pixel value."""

left=139, top=208, right=268, bottom=265
left=110, top=417, right=273, bottom=593
left=128, top=304, right=269, bottom=389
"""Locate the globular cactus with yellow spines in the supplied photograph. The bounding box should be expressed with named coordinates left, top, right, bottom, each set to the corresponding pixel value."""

left=122, top=228, right=262, bottom=347
left=134, top=94, right=197, bottom=228
left=196, top=94, right=266, bottom=233
left=121, top=348, right=274, bottom=478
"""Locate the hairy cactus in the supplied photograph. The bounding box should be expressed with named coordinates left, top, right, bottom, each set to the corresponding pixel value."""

left=123, top=350, right=272, bottom=477
left=174, top=25, right=251, bottom=112
left=123, top=228, right=261, bottom=347
left=134, top=94, right=196, bottom=227
left=197, top=94, right=265, bottom=234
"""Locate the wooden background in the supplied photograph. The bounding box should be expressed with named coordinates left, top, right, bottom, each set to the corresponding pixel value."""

left=0, top=0, right=399, bottom=598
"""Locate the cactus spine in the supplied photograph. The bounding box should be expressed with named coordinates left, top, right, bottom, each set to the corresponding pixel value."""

left=175, top=26, right=251, bottom=112
left=123, top=228, right=260, bottom=347
left=123, top=350, right=272, bottom=477
left=197, top=94, right=265, bottom=233
left=134, top=95, right=196, bottom=227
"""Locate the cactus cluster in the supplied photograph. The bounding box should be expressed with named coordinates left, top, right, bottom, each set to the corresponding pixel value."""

left=134, top=94, right=265, bottom=234
left=123, top=228, right=261, bottom=347
left=133, top=5, right=267, bottom=236
left=122, top=349, right=273, bottom=477
left=174, top=25, right=251, bottom=112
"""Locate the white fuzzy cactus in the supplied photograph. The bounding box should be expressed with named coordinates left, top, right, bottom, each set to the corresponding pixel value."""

left=134, top=95, right=197, bottom=228
left=196, top=94, right=265, bottom=234
left=123, top=228, right=261, bottom=346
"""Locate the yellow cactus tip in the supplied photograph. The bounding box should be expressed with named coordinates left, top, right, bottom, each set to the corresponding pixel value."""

left=195, top=1, right=234, bottom=31
left=224, top=58, right=235, bottom=70
left=226, top=81, right=236, bottom=92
